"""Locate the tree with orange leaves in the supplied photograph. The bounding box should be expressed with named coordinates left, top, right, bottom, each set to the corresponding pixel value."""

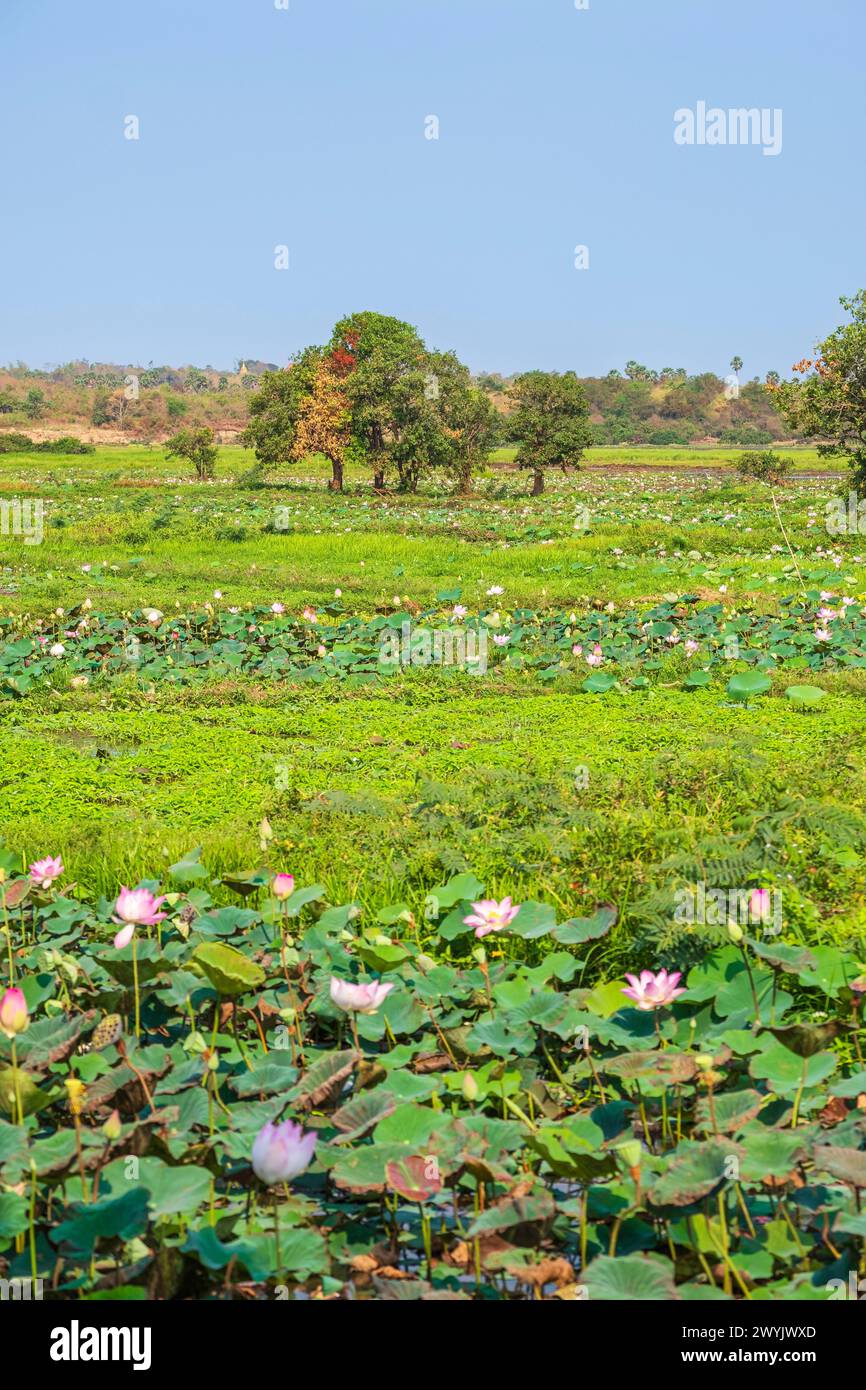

left=290, top=354, right=352, bottom=491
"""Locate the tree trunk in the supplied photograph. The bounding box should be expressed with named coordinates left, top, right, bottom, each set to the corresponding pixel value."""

left=531, top=470, right=544, bottom=496
left=328, top=458, right=344, bottom=491
left=373, top=469, right=385, bottom=490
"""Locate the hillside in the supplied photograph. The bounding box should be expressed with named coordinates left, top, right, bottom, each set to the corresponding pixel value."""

left=0, top=358, right=792, bottom=448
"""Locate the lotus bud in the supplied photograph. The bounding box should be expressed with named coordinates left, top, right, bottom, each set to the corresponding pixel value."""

left=462, top=1072, right=480, bottom=1102
left=0, top=987, right=29, bottom=1039
left=271, top=873, right=295, bottom=901
left=728, top=920, right=745, bottom=944
left=103, top=1109, right=122, bottom=1140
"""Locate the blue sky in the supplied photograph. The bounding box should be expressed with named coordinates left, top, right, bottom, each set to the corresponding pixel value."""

left=1, top=0, right=863, bottom=376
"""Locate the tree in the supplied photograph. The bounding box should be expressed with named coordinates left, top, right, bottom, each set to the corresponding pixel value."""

left=244, top=346, right=320, bottom=470
left=0, top=389, right=16, bottom=414
left=245, top=313, right=483, bottom=493
left=508, top=371, right=593, bottom=494
left=290, top=352, right=352, bottom=490
left=730, top=355, right=744, bottom=375
left=328, top=311, right=428, bottom=488
left=23, top=387, right=46, bottom=420
left=735, top=450, right=792, bottom=484
left=429, top=352, right=498, bottom=493
left=770, top=291, right=866, bottom=493
left=165, top=426, right=218, bottom=480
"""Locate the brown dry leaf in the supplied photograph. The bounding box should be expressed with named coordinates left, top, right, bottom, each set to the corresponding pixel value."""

left=448, top=1233, right=512, bottom=1268
left=413, top=1052, right=453, bottom=1074
left=504, top=1257, right=575, bottom=1289
left=819, top=1096, right=849, bottom=1126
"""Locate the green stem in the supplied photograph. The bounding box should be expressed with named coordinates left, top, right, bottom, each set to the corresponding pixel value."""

left=132, top=934, right=141, bottom=1040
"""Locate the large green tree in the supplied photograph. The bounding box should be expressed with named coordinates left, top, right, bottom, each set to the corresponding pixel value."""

left=245, top=312, right=489, bottom=493
left=508, top=371, right=593, bottom=494
left=770, top=291, right=866, bottom=492
left=243, top=347, right=320, bottom=465
left=328, top=311, right=430, bottom=489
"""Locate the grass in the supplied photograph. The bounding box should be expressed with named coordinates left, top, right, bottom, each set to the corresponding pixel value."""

left=1, top=442, right=865, bottom=968
left=1, top=433, right=866, bottom=978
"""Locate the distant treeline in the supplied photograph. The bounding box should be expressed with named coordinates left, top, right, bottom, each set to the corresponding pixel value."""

left=0, top=356, right=789, bottom=447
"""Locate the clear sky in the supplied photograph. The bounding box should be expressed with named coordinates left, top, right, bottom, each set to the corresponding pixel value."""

left=1, top=0, right=863, bottom=377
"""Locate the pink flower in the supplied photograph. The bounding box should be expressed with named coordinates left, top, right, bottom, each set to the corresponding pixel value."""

left=113, top=886, right=167, bottom=928
left=486, top=586, right=504, bottom=597
left=113, top=923, right=135, bottom=950
left=493, top=634, right=510, bottom=647
left=463, top=897, right=520, bottom=939
left=271, top=602, right=285, bottom=615
left=585, top=644, right=604, bottom=667
left=622, top=969, right=686, bottom=1011
left=272, top=873, right=295, bottom=901
left=572, top=644, right=583, bottom=657
left=815, top=626, right=831, bottom=643
left=302, top=606, right=317, bottom=622
left=329, top=977, right=395, bottom=1014
left=748, top=888, right=772, bottom=923
left=452, top=605, right=468, bottom=620
left=684, top=639, right=699, bottom=656
left=0, top=987, right=28, bottom=1038
left=29, top=855, right=64, bottom=889
left=251, top=1119, right=317, bottom=1186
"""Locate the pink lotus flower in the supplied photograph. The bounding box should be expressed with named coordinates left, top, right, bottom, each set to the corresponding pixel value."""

left=271, top=602, right=286, bottom=615
left=463, top=897, right=520, bottom=939
left=302, top=606, right=317, bottom=622
left=622, top=969, right=686, bottom=1011
left=329, top=977, right=395, bottom=1014
left=272, top=873, right=295, bottom=901
left=113, top=886, right=167, bottom=928
left=29, top=855, right=64, bottom=889
left=585, top=644, right=604, bottom=667
left=114, top=923, right=135, bottom=950
left=251, top=1119, right=317, bottom=1186
left=572, top=644, right=583, bottom=656
left=452, top=605, right=468, bottom=620
left=0, top=987, right=28, bottom=1038
left=493, top=634, right=510, bottom=647
left=815, top=627, right=831, bottom=643
left=684, top=639, right=699, bottom=656
left=748, top=888, right=772, bottom=923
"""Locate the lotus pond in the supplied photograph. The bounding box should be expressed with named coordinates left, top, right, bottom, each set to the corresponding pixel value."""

left=2, top=448, right=866, bottom=1301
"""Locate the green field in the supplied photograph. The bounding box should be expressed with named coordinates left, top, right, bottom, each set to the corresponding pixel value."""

left=4, top=443, right=866, bottom=1302
left=1, top=443, right=863, bottom=942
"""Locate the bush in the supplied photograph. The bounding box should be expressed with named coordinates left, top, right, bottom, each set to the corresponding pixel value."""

left=165, top=426, right=218, bottom=480
left=735, top=449, right=794, bottom=484
left=720, top=425, right=774, bottom=447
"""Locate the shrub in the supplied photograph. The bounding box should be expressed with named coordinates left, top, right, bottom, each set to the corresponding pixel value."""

left=735, top=449, right=794, bottom=484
